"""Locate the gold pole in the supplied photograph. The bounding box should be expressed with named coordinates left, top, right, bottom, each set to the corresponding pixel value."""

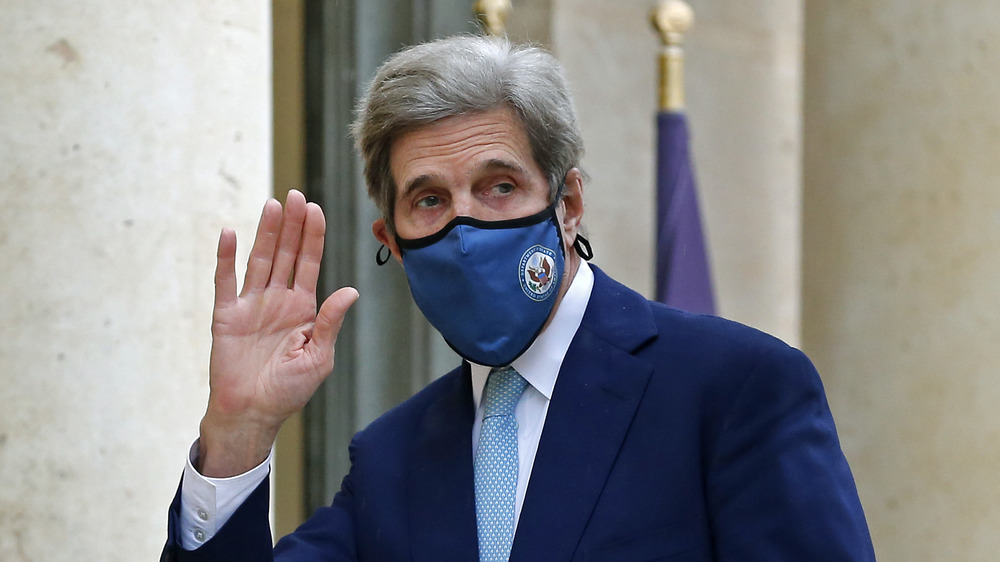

left=650, top=0, right=694, bottom=112
left=474, top=0, right=512, bottom=37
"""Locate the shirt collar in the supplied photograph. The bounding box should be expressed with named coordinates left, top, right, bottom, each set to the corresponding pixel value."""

left=471, top=260, right=594, bottom=409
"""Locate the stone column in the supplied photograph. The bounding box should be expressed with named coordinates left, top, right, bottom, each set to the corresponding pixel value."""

left=550, top=0, right=803, bottom=343
left=0, top=2, right=271, bottom=559
left=804, top=1, right=1000, bottom=559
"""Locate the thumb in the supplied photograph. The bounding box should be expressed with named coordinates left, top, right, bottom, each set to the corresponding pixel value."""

left=311, top=286, right=360, bottom=352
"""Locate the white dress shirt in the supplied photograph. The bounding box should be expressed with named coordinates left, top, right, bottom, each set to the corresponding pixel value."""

left=179, top=260, right=594, bottom=550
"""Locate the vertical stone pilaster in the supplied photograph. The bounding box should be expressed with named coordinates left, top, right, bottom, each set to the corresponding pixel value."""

left=0, top=2, right=272, bottom=559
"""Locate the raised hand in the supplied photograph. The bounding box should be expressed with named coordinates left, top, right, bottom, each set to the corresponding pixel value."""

left=197, top=190, right=359, bottom=477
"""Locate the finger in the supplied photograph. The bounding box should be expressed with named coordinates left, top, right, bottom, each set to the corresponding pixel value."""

left=293, top=202, right=326, bottom=294
left=215, top=228, right=238, bottom=307
left=268, top=189, right=307, bottom=289
left=241, top=199, right=282, bottom=297
left=310, top=287, right=360, bottom=356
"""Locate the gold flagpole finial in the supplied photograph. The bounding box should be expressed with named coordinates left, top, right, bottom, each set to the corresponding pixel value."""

left=650, top=0, right=694, bottom=111
left=474, top=0, right=512, bottom=37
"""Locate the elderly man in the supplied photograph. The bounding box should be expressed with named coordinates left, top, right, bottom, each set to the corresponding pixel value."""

left=162, top=36, right=875, bottom=561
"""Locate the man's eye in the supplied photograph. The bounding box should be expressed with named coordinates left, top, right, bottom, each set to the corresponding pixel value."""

left=494, top=183, right=515, bottom=195
left=416, top=195, right=440, bottom=208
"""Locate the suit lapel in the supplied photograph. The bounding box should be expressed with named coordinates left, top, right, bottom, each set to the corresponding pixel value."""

left=511, top=267, right=659, bottom=561
left=408, top=365, right=480, bottom=561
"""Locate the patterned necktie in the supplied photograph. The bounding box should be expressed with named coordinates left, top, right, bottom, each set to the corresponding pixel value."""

left=475, top=366, right=528, bottom=562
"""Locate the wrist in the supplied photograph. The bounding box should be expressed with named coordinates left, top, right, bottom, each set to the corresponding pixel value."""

left=197, top=414, right=280, bottom=478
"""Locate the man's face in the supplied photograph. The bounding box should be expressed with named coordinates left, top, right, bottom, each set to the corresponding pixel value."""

left=388, top=107, right=552, bottom=240
left=372, top=107, right=584, bottom=272
left=371, top=106, right=586, bottom=327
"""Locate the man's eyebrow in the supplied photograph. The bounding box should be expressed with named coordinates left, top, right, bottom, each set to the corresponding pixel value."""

left=474, top=158, right=530, bottom=178
left=401, top=159, right=530, bottom=198
left=401, top=173, right=442, bottom=199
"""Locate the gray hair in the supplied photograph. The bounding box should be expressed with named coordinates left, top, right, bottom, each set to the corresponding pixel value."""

left=352, top=35, right=585, bottom=232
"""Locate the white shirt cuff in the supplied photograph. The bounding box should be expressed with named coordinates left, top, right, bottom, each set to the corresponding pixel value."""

left=178, top=439, right=272, bottom=550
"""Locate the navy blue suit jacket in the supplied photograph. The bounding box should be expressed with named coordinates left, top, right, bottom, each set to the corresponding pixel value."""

left=164, top=267, right=874, bottom=561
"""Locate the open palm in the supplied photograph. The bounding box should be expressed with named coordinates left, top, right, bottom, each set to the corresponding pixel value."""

left=198, top=190, right=358, bottom=477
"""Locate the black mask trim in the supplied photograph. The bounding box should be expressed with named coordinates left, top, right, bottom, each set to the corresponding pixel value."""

left=395, top=202, right=558, bottom=251
left=573, top=235, right=594, bottom=261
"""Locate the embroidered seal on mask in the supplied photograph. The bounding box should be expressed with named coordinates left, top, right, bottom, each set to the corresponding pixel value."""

left=519, top=245, right=558, bottom=301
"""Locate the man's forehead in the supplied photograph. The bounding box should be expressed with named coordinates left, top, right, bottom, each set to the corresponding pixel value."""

left=388, top=108, right=538, bottom=189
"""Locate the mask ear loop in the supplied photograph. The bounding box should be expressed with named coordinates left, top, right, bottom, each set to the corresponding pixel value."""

left=573, top=235, right=594, bottom=261
left=375, top=244, right=392, bottom=266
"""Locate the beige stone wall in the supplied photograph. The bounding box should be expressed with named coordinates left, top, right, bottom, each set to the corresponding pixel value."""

left=0, top=2, right=271, bottom=560
left=550, top=0, right=803, bottom=344
left=803, top=1, right=1000, bottom=559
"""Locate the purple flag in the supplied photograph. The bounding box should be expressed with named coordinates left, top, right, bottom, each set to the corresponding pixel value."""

left=655, top=111, right=715, bottom=314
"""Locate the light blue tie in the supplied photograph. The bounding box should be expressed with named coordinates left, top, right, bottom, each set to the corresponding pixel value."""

left=475, top=366, right=528, bottom=562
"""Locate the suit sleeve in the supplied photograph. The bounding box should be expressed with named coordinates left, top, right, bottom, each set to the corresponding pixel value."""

left=161, top=475, right=274, bottom=562
left=705, top=346, right=876, bottom=561
left=161, top=459, right=360, bottom=561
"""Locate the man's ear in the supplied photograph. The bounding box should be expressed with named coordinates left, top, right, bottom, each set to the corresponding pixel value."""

left=558, top=168, right=585, bottom=244
left=372, top=218, right=403, bottom=264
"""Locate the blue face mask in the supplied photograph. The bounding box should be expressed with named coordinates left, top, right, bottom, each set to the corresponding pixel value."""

left=393, top=203, right=565, bottom=367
